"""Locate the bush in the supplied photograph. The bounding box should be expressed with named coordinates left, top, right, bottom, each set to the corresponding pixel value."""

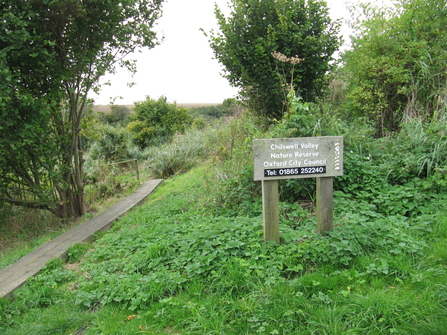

left=98, top=105, right=131, bottom=126
left=210, top=164, right=262, bottom=217
left=341, top=0, right=447, bottom=134
left=88, top=124, right=130, bottom=161
left=272, top=97, right=375, bottom=146
left=188, top=99, right=242, bottom=121
left=127, top=96, right=192, bottom=147
left=372, top=119, right=447, bottom=183
left=146, top=130, right=211, bottom=178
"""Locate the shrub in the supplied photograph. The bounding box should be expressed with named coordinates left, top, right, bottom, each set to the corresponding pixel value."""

left=98, top=105, right=131, bottom=126
left=188, top=99, right=242, bottom=121
left=146, top=130, right=210, bottom=178
left=341, top=0, right=447, bottom=134
left=88, top=124, right=129, bottom=162
left=127, top=96, right=192, bottom=147
left=210, top=164, right=262, bottom=217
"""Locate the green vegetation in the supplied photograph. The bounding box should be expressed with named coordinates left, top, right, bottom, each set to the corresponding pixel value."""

left=0, top=0, right=164, bottom=218
left=2, top=0, right=447, bottom=334
left=341, top=0, right=447, bottom=134
left=188, top=98, right=242, bottom=122
left=2, top=108, right=447, bottom=333
left=127, top=96, right=192, bottom=148
left=97, top=105, right=132, bottom=127
left=205, top=0, right=341, bottom=118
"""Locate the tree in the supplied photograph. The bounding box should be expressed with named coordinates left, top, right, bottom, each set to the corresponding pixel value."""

left=100, top=105, right=131, bottom=126
left=127, top=96, right=192, bottom=147
left=188, top=99, right=241, bottom=121
left=0, top=0, right=164, bottom=218
left=205, top=0, right=341, bottom=119
left=341, top=0, right=447, bottom=134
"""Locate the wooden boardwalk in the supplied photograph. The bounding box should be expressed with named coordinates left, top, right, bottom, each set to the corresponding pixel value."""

left=0, top=179, right=163, bottom=298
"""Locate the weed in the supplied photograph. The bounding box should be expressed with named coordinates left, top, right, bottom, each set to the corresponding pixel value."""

left=146, top=129, right=210, bottom=178
left=65, top=243, right=91, bottom=264
left=2, top=111, right=447, bottom=334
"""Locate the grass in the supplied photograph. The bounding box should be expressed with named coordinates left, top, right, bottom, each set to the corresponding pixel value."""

left=1, top=115, right=447, bottom=334
left=1, top=161, right=447, bottom=334
left=0, top=164, right=151, bottom=271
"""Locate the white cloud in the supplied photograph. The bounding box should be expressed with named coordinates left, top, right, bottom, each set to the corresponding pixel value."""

left=91, top=0, right=387, bottom=105
left=92, top=0, right=237, bottom=105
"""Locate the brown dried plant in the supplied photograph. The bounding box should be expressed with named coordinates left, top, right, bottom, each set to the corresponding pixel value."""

left=272, top=51, right=304, bottom=112
left=271, top=51, right=303, bottom=65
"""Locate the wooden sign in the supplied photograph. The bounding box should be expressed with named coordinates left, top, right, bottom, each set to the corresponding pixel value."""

left=253, top=137, right=343, bottom=181
left=253, top=137, right=343, bottom=243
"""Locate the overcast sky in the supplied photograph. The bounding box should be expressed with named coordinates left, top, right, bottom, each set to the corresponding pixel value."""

left=91, top=0, right=385, bottom=105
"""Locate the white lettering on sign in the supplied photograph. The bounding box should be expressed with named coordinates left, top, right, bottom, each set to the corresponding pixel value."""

left=270, top=143, right=319, bottom=150
left=253, top=137, right=343, bottom=181
left=263, top=160, right=287, bottom=167
left=270, top=143, right=300, bottom=150
left=334, top=142, right=341, bottom=170
left=288, top=160, right=303, bottom=167
left=304, top=158, right=327, bottom=165
left=271, top=152, right=292, bottom=159
left=295, top=152, right=320, bottom=158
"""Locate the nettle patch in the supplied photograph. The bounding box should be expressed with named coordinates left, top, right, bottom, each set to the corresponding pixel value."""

left=67, top=194, right=436, bottom=311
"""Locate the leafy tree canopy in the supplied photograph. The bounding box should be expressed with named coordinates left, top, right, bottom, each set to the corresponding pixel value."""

left=0, top=0, right=164, bottom=217
left=205, top=0, right=341, bottom=119
left=127, top=96, right=192, bottom=147
left=341, top=0, right=447, bottom=134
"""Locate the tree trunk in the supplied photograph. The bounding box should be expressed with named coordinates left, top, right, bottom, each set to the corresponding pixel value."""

left=53, top=98, right=86, bottom=218
left=67, top=97, right=86, bottom=218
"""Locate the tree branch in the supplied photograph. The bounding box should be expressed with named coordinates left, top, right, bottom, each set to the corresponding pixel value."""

left=2, top=197, right=50, bottom=211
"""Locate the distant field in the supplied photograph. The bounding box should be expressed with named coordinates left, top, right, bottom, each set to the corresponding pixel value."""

left=92, top=102, right=222, bottom=114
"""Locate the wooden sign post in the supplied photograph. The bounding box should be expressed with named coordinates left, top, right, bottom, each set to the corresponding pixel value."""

left=254, top=137, right=343, bottom=243
left=262, top=179, right=280, bottom=243
left=316, top=177, right=333, bottom=235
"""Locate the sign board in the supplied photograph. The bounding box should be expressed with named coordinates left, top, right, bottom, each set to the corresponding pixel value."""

left=253, top=136, right=343, bottom=181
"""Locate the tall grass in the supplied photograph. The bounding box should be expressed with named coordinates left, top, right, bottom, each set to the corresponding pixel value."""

left=145, top=112, right=262, bottom=180
left=145, top=129, right=211, bottom=179
left=2, top=111, right=447, bottom=334
left=2, top=161, right=446, bottom=334
left=0, top=205, right=61, bottom=269
left=0, top=157, right=148, bottom=271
